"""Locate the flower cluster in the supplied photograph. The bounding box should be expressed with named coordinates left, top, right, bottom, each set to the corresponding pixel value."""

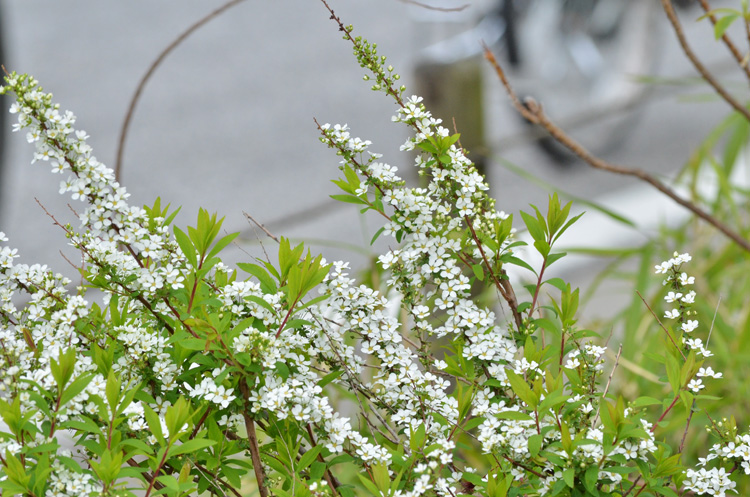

left=657, top=252, right=722, bottom=394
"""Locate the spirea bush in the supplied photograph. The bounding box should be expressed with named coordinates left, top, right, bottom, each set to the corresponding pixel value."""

left=1, top=6, right=749, bottom=497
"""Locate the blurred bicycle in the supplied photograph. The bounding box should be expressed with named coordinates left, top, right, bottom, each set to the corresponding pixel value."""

left=410, top=0, right=674, bottom=166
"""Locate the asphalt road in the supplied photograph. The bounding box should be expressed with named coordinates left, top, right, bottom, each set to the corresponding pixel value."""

left=0, top=1, right=742, bottom=284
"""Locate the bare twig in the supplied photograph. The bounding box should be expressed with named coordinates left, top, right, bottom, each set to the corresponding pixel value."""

left=661, top=0, right=750, bottom=122
left=636, top=291, right=687, bottom=361
left=679, top=398, right=697, bottom=453
left=114, top=0, right=248, bottom=181
left=592, top=344, right=622, bottom=428
left=696, top=0, right=750, bottom=80
left=464, top=215, right=523, bottom=330
left=243, top=211, right=281, bottom=244
left=483, top=45, right=750, bottom=254
left=397, top=0, right=469, bottom=12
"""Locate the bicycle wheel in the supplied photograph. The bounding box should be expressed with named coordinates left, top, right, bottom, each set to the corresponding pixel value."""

left=512, top=0, right=662, bottom=163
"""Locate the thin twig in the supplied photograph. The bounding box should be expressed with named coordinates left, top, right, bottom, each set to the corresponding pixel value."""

left=622, top=476, right=642, bottom=497
left=464, top=215, right=523, bottom=330
left=679, top=399, right=697, bottom=453
left=661, top=0, right=750, bottom=122
left=592, top=344, right=622, bottom=428
left=114, top=0, right=248, bottom=181
left=483, top=45, right=750, bottom=254
left=243, top=211, right=281, bottom=244
left=397, top=0, right=469, bottom=12
left=696, top=0, right=750, bottom=81
left=636, top=291, right=686, bottom=361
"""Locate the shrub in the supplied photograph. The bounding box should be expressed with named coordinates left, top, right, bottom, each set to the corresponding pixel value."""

left=1, top=2, right=749, bottom=497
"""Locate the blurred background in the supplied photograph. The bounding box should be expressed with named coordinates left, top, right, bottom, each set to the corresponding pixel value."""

left=0, top=0, right=740, bottom=293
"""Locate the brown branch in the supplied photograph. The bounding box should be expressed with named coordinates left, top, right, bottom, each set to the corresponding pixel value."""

left=622, top=476, right=642, bottom=497
left=240, top=381, right=269, bottom=497
left=243, top=211, right=280, bottom=244
left=696, top=0, right=750, bottom=81
left=464, top=215, right=523, bottom=330
left=661, top=0, right=750, bottom=122
left=651, top=394, right=681, bottom=433
left=483, top=45, right=750, bottom=254
left=114, top=0, right=248, bottom=181
left=680, top=398, right=697, bottom=453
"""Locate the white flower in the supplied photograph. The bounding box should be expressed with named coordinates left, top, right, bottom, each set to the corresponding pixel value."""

left=664, top=291, right=683, bottom=303
left=681, top=320, right=699, bottom=333
left=697, top=367, right=722, bottom=379
left=687, top=378, right=704, bottom=392
left=664, top=309, right=680, bottom=319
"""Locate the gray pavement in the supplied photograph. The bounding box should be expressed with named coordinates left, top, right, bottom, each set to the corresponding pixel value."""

left=0, top=1, right=742, bottom=284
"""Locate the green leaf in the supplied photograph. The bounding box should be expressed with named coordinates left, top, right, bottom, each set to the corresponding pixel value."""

left=505, top=370, right=538, bottom=409
left=275, top=362, right=291, bottom=381
left=143, top=405, right=164, bottom=445
left=120, top=438, right=154, bottom=456
left=49, top=348, right=77, bottom=394
left=237, top=262, right=277, bottom=293
left=310, top=461, right=326, bottom=481
left=3, top=450, right=30, bottom=488
left=164, top=397, right=192, bottom=439
left=665, top=352, right=681, bottom=394
left=471, top=263, right=485, bottom=281
left=631, top=397, right=663, bottom=407
left=521, top=211, right=546, bottom=243
left=206, top=231, right=239, bottom=261
left=462, top=471, right=485, bottom=487
left=528, top=433, right=543, bottom=457
left=169, top=438, right=217, bottom=457
left=297, top=445, right=322, bottom=471
left=552, top=212, right=584, bottom=245
left=370, top=226, right=386, bottom=245
left=61, top=415, right=101, bottom=434
left=245, top=295, right=277, bottom=314
left=357, top=473, right=382, bottom=496
left=546, top=251, right=566, bottom=267
left=584, top=465, right=599, bottom=493
left=105, top=370, right=121, bottom=413
left=410, top=423, right=427, bottom=452
left=156, top=474, right=180, bottom=491
left=562, top=467, right=575, bottom=488
left=494, top=410, right=533, bottom=421
left=173, top=226, right=197, bottom=268
left=331, top=178, right=353, bottom=194
left=330, top=194, right=367, bottom=205
left=343, top=163, right=361, bottom=189
left=714, top=13, right=739, bottom=39
left=60, top=374, right=94, bottom=407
